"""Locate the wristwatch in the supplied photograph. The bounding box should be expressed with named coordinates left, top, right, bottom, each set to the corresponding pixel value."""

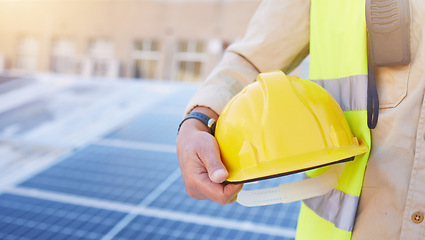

left=178, top=112, right=217, bottom=135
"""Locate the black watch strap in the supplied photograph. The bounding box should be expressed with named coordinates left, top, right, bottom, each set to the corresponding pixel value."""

left=178, top=112, right=217, bottom=135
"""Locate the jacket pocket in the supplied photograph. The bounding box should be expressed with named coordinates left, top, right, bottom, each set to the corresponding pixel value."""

left=375, top=65, right=410, bottom=109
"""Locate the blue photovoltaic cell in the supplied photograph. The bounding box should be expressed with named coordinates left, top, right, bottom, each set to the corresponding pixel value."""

left=0, top=193, right=126, bottom=240
left=150, top=175, right=301, bottom=229
left=19, top=145, right=179, bottom=204
left=105, top=112, right=181, bottom=145
left=113, top=215, right=293, bottom=240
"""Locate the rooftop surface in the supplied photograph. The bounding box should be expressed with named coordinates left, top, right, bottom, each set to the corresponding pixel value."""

left=0, top=74, right=301, bottom=240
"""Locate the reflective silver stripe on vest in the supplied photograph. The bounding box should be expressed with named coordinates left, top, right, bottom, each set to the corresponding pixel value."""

left=312, top=74, right=368, bottom=111
left=303, top=189, right=359, bottom=232
left=306, top=74, right=367, bottom=232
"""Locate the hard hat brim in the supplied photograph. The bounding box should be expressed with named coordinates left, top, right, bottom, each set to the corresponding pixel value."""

left=224, top=156, right=354, bottom=184
left=224, top=143, right=368, bottom=184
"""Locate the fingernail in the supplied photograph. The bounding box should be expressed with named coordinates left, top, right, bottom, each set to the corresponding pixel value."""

left=211, top=169, right=227, bottom=183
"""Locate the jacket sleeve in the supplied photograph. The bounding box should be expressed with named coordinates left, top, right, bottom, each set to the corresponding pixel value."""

left=185, top=0, right=310, bottom=116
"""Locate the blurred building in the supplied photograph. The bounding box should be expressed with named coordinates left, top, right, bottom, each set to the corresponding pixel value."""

left=0, top=0, right=261, bottom=81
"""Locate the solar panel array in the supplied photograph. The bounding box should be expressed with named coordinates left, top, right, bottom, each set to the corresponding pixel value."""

left=0, top=76, right=301, bottom=239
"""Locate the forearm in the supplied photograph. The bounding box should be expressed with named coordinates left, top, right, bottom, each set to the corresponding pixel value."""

left=184, top=51, right=259, bottom=116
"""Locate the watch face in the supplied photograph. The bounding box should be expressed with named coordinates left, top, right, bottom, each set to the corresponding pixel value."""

left=207, top=118, right=216, bottom=128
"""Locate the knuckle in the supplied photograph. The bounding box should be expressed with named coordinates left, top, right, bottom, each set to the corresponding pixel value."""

left=184, top=186, right=198, bottom=199
left=184, top=176, right=196, bottom=189
left=216, top=195, right=229, bottom=205
left=183, top=179, right=202, bottom=200
left=185, top=188, right=195, bottom=198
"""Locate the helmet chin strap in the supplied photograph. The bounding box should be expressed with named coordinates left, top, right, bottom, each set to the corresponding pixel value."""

left=236, top=164, right=345, bottom=207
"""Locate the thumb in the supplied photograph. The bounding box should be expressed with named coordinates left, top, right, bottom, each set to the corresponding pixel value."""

left=210, top=168, right=228, bottom=184
left=198, top=135, right=229, bottom=183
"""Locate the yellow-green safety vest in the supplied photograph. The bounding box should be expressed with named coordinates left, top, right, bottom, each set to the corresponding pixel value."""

left=295, top=0, right=372, bottom=239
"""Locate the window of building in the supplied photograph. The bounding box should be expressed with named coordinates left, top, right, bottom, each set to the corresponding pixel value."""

left=85, top=38, right=119, bottom=78
left=132, top=39, right=160, bottom=80
left=50, top=37, right=76, bottom=74
left=16, top=36, right=39, bottom=72
left=175, top=40, right=207, bottom=82
left=88, top=38, right=114, bottom=59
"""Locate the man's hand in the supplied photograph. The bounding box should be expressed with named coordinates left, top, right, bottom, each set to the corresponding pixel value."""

left=176, top=107, right=243, bottom=205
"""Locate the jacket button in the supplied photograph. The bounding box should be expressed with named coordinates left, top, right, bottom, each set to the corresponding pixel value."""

left=412, top=212, right=424, bottom=224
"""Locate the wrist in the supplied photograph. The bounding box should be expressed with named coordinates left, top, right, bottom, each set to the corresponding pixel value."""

left=190, top=106, right=219, bottom=120
left=179, top=118, right=209, bottom=135
left=178, top=111, right=217, bottom=135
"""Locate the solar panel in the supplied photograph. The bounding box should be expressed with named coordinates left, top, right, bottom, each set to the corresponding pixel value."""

left=0, top=100, right=54, bottom=137
left=19, top=145, right=179, bottom=204
left=105, top=112, right=182, bottom=145
left=0, top=78, right=33, bottom=95
left=0, top=77, right=299, bottom=240
left=113, top=215, right=293, bottom=240
left=0, top=194, right=126, bottom=240
left=104, top=85, right=198, bottom=145
left=150, top=175, right=301, bottom=229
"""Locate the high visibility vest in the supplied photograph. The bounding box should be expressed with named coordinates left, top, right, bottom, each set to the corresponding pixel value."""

left=295, top=0, right=372, bottom=239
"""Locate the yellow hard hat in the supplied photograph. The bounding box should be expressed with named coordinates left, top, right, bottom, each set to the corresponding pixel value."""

left=215, top=71, right=368, bottom=184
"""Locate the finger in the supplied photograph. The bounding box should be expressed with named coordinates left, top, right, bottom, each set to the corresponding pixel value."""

left=224, top=183, right=243, bottom=204
left=197, top=134, right=228, bottom=183
left=196, top=174, right=243, bottom=205
left=184, top=164, right=243, bottom=204
left=224, top=183, right=244, bottom=196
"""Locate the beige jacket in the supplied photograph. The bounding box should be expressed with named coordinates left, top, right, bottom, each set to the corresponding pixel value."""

left=185, top=0, right=425, bottom=239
